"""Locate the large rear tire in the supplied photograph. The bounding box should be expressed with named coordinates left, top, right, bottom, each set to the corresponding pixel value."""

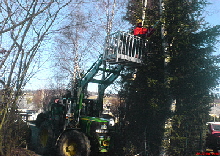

left=58, top=130, right=90, bottom=156
left=36, top=121, right=55, bottom=155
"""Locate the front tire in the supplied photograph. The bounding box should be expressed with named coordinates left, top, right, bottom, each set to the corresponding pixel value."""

left=58, top=130, right=90, bottom=156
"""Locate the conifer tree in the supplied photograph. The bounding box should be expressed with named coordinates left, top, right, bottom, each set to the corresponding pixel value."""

left=163, top=0, right=220, bottom=155
left=122, top=0, right=220, bottom=155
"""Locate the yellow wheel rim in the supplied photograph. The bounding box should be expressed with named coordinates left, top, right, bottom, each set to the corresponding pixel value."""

left=63, top=141, right=77, bottom=156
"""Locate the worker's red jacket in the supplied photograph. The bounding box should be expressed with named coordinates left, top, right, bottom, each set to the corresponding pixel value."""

left=133, top=27, right=147, bottom=36
left=133, top=27, right=156, bottom=37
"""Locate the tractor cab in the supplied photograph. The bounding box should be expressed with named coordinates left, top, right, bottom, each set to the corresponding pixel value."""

left=81, top=99, right=98, bottom=117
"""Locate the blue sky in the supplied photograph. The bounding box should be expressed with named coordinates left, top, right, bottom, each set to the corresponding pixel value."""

left=204, top=0, right=220, bottom=26
left=204, top=0, right=220, bottom=55
left=25, top=0, right=220, bottom=91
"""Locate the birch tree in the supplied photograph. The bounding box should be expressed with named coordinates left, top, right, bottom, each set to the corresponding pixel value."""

left=0, top=0, right=70, bottom=155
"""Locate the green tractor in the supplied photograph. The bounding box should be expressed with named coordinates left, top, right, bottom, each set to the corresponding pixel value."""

left=36, top=98, right=114, bottom=156
left=34, top=31, right=144, bottom=156
left=35, top=55, right=121, bottom=156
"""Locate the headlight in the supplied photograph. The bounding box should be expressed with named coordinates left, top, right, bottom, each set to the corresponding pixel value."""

left=109, top=118, right=115, bottom=126
left=96, top=129, right=109, bottom=133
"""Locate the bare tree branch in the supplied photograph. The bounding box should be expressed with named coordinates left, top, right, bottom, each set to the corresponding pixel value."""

left=0, top=1, right=53, bottom=34
left=0, top=1, right=71, bottom=154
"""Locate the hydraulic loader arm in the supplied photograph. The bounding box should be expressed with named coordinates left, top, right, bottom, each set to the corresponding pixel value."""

left=80, top=54, right=103, bottom=90
left=74, top=54, right=123, bottom=119
left=97, top=64, right=123, bottom=115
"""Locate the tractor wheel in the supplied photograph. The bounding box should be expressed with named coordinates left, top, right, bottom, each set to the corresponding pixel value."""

left=58, top=130, right=91, bottom=156
left=36, top=121, right=55, bottom=155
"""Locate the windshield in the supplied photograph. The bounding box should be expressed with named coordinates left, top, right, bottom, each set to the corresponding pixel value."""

left=213, top=124, right=220, bottom=131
